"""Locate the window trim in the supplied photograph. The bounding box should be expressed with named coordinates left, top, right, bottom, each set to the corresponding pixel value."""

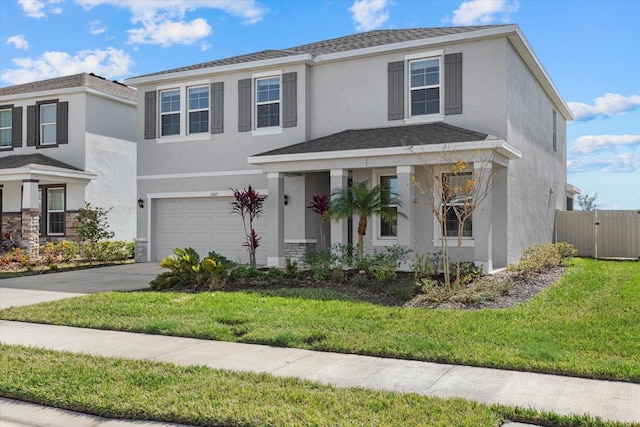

left=38, top=102, right=57, bottom=146
left=372, top=169, right=399, bottom=246
left=187, top=85, right=210, bottom=135
left=405, top=50, right=444, bottom=124
left=155, top=80, right=211, bottom=143
left=432, top=166, right=474, bottom=248
left=252, top=70, right=283, bottom=135
left=38, top=184, right=66, bottom=237
left=0, top=105, right=12, bottom=149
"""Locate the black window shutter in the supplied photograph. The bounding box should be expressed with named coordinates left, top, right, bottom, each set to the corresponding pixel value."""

left=12, top=106, right=22, bottom=148
left=144, top=91, right=157, bottom=139
left=56, top=101, right=69, bottom=144
left=444, top=53, right=463, bottom=115
left=26, top=105, right=36, bottom=146
left=238, top=78, right=251, bottom=132
left=211, top=82, right=224, bottom=134
left=282, top=72, right=297, bottom=128
left=387, top=61, right=404, bottom=120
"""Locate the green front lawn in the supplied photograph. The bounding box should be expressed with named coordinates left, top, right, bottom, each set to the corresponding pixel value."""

left=0, top=344, right=624, bottom=427
left=1, top=258, right=638, bottom=382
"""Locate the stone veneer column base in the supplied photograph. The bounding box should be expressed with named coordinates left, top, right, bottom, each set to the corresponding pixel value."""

left=283, top=241, right=317, bottom=265
left=134, top=239, right=148, bottom=263
left=21, top=209, right=40, bottom=256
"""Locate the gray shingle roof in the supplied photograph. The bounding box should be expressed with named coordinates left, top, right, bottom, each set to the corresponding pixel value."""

left=0, top=73, right=136, bottom=101
left=255, top=123, right=489, bottom=157
left=133, top=26, right=504, bottom=79
left=0, top=153, right=81, bottom=171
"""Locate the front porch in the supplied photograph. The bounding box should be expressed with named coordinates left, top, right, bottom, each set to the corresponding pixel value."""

left=248, top=123, right=521, bottom=272
left=0, top=154, right=96, bottom=255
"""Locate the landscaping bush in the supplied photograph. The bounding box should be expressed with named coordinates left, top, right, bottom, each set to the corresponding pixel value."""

left=151, top=248, right=234, bottom=291
left=508, top=242, right=577, bottom=277
left=411, top=251, right=442, bottom=281
left=1, top=248, right=32, bottom=268
left=229, top=264, right=266, bottom=280
left=83, top=240, right=134, bottom=262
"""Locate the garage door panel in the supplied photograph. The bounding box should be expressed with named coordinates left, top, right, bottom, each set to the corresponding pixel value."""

left=155, top=198, right=268, bottom=264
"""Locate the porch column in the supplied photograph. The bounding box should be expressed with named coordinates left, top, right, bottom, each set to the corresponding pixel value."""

left=267, top=172, right=285, bottom=267
left=330, top=169, right=349, bottom=247
left=21, top=179, right=40, bottom=256
left=396, top=166, right=415, bottom=269
left=473, top=162, right=493, bottom=272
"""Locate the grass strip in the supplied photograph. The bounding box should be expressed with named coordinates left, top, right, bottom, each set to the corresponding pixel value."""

left=2, top=258, right=638, bottom=382
left=0, top=344, right=627, bottom=427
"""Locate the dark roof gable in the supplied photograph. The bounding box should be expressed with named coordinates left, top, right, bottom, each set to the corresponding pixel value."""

left=0, top=154, right=81, bottom=171
left=255, top=123, right=489, bottom=157
left=132, top=25, right=504, bottom=79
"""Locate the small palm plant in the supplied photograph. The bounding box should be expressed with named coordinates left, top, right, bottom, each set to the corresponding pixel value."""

left=328, top=180, right=404, bottom=258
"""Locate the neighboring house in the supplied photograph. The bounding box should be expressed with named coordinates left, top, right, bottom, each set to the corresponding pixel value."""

left=0, top=73, right=137, bottom=254
left=126, top=25, right=573, bottom=271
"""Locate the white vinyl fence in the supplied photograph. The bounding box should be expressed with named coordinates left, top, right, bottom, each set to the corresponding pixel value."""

left=556, top=210, right=640, bottom=259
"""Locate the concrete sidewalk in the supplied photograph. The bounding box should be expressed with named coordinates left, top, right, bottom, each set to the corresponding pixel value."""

left=1, top=320, right=639, bottom=425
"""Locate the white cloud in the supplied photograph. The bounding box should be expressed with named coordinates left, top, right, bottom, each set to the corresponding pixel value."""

left=452, top=0, right=518, bottom=25
left=89, top=19, right=107, bottom=35
left=349, top=0, right=391, bottom=31
left=571, top=134, right=640, bottom=155
left=128, top=18, right=212, bottom=47
left=18, top=0, right=45, bottom=18
left=7, top=35, right=30, bottom=50
left=75, top=0, right=267, bottom=46
left=568, top=153, right=640, bottom=174
left=18, top=0, right=63, bottom=18
left=568, top=93, right=640, bottom=121
left=0, top=47, right=134, bottom=85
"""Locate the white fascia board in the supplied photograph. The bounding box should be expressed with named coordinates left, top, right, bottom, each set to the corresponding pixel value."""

left=125, top=54, right=313, bottom=86
left=248, top=138, right=521, bottom=165
left=85, top=87, right=137, bottom=106
left=508, top=28, right=574, bottom=121
left=566, top=183, right=581, bottom=195
left=0, top=85, right=135, bottom=106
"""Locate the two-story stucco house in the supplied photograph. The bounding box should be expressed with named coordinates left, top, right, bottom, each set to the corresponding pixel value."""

left=0, top=73, right=137, bottom=254
left=126, top=25, right=573, bottom=271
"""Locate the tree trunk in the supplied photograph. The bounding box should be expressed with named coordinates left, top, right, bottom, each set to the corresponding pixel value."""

left=357, top=216, right=367, bottom=257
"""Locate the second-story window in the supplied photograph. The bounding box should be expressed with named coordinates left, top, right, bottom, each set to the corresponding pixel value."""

left=256, top=77, right=280, bottom=128
left=0, top=108, right=11, bottom=148
left=188, top=86, right=209, bottom=134
left=40, top=103, right=57, bottom=145
left=161, top=89, right=180, bottom=136
left=410, top=58, right=440, bottom=117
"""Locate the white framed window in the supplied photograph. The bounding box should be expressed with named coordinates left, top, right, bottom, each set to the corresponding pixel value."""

left=160, top=89, right=180, bottom=136
left=409, top=57, right=441, bottom=117
left=188, top=85, right=209, bottom=134
left=0, top=107, right=11, bottom=148
left=38, top=186, right=65, bottom=236
left=256, top=76, right=280, bottom=128
left=442, top=171, right=473, bottom=238
left=379, top=175, right=398, bottom=238
left=40, top=103, right=57, bottom=145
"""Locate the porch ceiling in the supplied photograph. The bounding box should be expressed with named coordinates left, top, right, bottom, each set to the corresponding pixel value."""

left=248, top=122, right=522, bottom=173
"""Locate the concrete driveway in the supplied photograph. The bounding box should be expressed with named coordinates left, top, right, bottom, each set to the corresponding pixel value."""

left=0, top=262, right=165, bottom=309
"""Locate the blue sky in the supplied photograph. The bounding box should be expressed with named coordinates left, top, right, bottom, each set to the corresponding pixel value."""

left=1, top=0, right=638, bottom=210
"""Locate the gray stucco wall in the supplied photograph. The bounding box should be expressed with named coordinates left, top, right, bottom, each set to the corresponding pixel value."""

left=504, top=41, right=567, bottom=264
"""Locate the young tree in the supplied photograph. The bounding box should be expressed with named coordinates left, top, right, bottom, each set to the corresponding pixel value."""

left=411, top=149, right=500, bottom=286
left=231, top=186, right=266, bottom=267
left=307, top=194, right=330, bottom=251
left=328, top=180, right=404, bottom=258
left=75, top=202, right=114, bottom=262
left=577, top=191, right=598, bottom=211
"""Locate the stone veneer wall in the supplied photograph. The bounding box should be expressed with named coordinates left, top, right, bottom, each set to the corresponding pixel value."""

left=283, top=242, right=317, bottom=264
left=134, top=238, right=148, bottom=263
left=1, top=211, right=81, bottom=255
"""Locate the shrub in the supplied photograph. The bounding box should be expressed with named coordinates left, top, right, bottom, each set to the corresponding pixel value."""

left=508, top=242, right=577, bottom=277
left=60, top=241, right=80, bottom=262
left=8, top=248, right=32, bottom=267
left=285, top=258, right=299, bottom=278
left=411, top=251, right=442, bottom=281
left=452, top=262, right=484, bottom=286
left=229, top=264, right=265, bottom=280
left=41, top=242, right=63, bottom=264
left=150, top=247, right=234, bottom=291
left=84, top=240, right=134, bottom=262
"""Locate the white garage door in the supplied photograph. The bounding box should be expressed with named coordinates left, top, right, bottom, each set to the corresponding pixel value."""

left=154, top=197, right=268, bottom=264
